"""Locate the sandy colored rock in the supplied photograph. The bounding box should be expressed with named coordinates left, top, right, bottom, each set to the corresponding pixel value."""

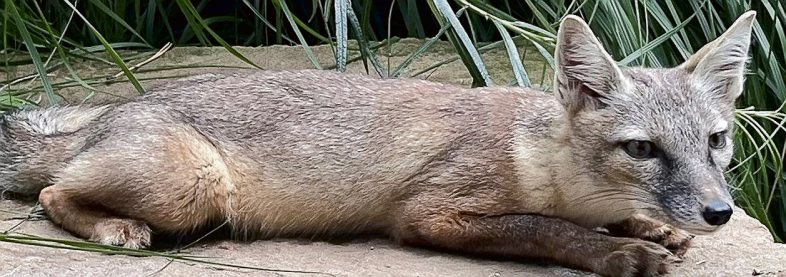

left=1, top=39, right=785, bottom=276
left=2, top=201, right=785, bottom=277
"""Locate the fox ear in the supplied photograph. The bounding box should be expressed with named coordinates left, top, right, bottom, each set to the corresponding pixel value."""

left=680, top=11, right=756, bottom=103
left=554, top=15, right=626, bottom=115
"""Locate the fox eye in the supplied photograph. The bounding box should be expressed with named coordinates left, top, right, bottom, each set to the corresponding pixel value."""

left=623, top=140, right=657, bottom=159
left=709, top=131, right=727, bottom=149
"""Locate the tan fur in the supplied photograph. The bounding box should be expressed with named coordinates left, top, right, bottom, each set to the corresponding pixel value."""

left=0, top=11, right=759, bottom=277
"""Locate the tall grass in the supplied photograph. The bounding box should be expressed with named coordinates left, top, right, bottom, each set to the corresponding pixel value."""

left=1, top=0, right=784, bottom=248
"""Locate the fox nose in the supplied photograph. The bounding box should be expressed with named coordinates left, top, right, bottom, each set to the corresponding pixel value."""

left=702, top=200, right=732, bottom=226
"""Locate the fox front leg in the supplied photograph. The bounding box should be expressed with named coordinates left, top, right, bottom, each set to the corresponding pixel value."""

left=393, top=209, right=678, bottom=277
left=604, top=214, right=694, bottom=257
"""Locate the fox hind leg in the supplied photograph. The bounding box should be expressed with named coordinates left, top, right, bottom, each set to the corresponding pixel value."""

left=40, top=121, right=236, bottom=249
left=39, top=184, right=153, bottom=249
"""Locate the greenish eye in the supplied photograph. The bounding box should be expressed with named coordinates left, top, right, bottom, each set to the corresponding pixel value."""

left=623, top=140, right=657, bottom=159
left=709, top=131, right=727, bottom=149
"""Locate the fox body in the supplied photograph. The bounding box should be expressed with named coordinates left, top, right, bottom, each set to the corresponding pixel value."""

left=0, top=12, right=757, bottom=277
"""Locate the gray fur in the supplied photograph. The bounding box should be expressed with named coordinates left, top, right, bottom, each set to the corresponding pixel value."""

left=0, top=11, right=758, bottom=276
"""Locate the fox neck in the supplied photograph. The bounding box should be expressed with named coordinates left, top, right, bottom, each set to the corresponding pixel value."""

left=511, top=113, right=636, bottom=229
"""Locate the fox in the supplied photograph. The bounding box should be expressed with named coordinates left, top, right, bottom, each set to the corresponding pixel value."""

left=0, top=11, right=757, bottom=277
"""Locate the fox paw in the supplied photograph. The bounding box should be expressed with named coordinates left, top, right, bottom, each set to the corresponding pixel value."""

left=639, top=224, right=693, bottom=257
left=91, top=219, right=152, bottom=249
left=604, top=216, right=694, bottom=257
left=601, top=239, right=679, bottom=277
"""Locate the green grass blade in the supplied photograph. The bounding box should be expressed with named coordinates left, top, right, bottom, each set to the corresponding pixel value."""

left=346, top=5, right=386, bottom=77
left=273, top=0, right=321, bottom=70
left=644, top=1, right=692, bottom=60
left=752, top=20, right=786, bottom=102
left=522, top=0, right=555, bottom=33
left=392, top=23, right=452, bottom=77
left=619, top=11, right=696, bottom=65
left=529, top=40, right=555, bottom=71
left=175, top=0, right=263, bottom=70
left=335, top=0, right=349, bottom=72
left=175, top=1, right=210, bottom=45
left=153, top=0, right=176, bottom=42
left=239, top=0, right=296, bottom=45
left=62, top=0, right=145, bottom=95
left=290, top=15, right=332, bottom=44
left=398, top=0, right=426, bottom=37
left=359, top=0, right=377, bottom=42
left=29, top=0, right=102, bottom=101
left=5, top=0, right=57, bottom=104
left=428, top=0, right=492, bottom=87
left=0, top=233, right=331, bottom=275
left=86, top=0, right=151, bottom=47
left=493, top=21, right=530, bottom=87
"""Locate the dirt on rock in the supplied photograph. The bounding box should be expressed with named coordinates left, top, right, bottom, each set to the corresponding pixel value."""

left=1, top=39, right=785, bottom=276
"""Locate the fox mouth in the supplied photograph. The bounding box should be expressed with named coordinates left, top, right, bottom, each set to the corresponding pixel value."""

left=666, top=215, right=730, bottom=235
left=640, top=208, right=728, bottom=235
left=679, top=224, right=724, bottom=235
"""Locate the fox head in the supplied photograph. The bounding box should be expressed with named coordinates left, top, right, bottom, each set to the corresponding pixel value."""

left=554, top=11, right=756, bottom=234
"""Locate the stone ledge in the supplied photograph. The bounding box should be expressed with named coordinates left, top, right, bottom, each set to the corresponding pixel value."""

left=1, top=201, right=785, bottom=276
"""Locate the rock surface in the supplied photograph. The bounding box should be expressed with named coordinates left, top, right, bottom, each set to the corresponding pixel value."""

left=2, top=39, right=786, bottom=276
left=2, top=201, right=785, bottom=277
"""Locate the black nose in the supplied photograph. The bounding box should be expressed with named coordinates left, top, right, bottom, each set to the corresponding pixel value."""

left=702, top=200, right=733, bottom=226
